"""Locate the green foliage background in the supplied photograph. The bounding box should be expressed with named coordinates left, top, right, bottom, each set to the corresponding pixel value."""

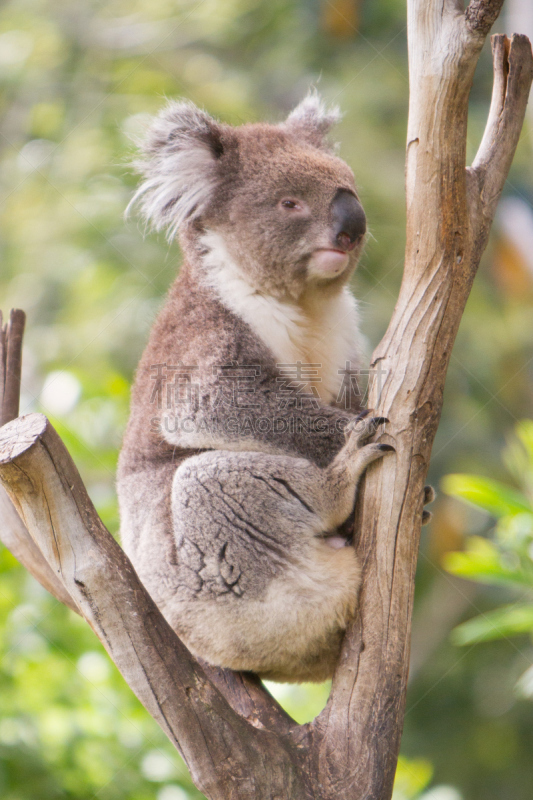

left=1, top=1, right=533, bottom=798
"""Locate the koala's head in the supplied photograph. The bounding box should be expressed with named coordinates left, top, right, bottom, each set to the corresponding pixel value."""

left=130, top=92, right=366, bottom=299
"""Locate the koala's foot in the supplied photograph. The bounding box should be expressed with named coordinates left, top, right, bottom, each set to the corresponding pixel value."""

left=422, top=484, right=436, bottom=524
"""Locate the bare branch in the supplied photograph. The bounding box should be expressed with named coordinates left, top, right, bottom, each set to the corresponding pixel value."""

left=1, top=309, right=25, bottom=427
left=470, top=34, right=533, bottom=224
left=200, top=663, right=299, bottom=737
left=312, top=4, right=532, bottom=798
left=0, top=413, right=308, bottom=800
left=465, top=0, right=505, bottom=36
left=0, top=306, right=298, bottom=764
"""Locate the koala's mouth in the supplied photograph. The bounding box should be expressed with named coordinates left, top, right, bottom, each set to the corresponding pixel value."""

left=307, top=248, right=351, bottom=279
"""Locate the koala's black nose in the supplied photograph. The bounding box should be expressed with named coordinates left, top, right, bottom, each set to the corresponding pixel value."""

left=331, top=190, right=366, bottom=251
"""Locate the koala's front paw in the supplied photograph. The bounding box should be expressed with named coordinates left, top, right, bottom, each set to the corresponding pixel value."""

left=340, top=411, right=394, bottom=475
left=421, top=484, right=436, bottom=524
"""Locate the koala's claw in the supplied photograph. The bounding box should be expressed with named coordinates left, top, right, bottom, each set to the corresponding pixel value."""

left=346, top=411, right=389, bottom=444
left=358, top=415, right=389, bottom=445
left=352, top=409, right=388, bottom=426
left=421, top=485, right=435, bottom=525
left=423, top=485, right=436, bottom=505
left=378, top=443, right=395, bottom=452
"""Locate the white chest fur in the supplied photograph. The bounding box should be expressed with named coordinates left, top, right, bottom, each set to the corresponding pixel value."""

left=200, top=231, right=362, bottom=404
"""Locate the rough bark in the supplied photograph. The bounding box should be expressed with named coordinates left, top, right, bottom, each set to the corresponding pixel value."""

left=0, top=2, right=532, bottom=798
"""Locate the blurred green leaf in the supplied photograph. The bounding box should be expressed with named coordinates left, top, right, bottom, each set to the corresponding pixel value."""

left=441, top=474, right=532, bottom=517
left=443, top=536, right=533, bottom=589
left=451, top=604, right=533, bottom=646
left=516, top=663, right=533, bottom=699
left=495, top=512, right=533, bottom=548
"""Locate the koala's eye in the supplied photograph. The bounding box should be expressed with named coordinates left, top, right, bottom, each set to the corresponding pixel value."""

left=280, top=198, right=301, bottom=210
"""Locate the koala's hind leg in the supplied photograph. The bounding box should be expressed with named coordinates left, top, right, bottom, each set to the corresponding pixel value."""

left=164, top=415, right=393, bottom=682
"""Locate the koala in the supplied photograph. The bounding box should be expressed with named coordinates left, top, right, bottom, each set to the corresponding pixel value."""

left=118, top=93, right=406, bottom=683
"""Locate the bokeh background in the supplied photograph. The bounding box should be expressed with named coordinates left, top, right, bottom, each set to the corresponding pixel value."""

left=1, top=1, right=533, bottom=798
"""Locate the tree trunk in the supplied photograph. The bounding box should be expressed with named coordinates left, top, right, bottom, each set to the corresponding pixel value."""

left=1, top=2, right=532, bottom=798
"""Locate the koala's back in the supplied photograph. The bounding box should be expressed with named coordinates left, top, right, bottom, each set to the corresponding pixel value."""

left=119, top=269, right=270, bottom=469
left=117, top=268, right=276, bottom=573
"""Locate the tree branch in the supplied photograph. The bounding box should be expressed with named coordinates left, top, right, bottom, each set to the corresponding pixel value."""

left=470, top=34, right=533, bottom=228
left=465, top=0, right=505, bottom=37
left=0, top=308, right=80, bottom=612
left=0, top=488, right=79, bottom=612
left=0, top=413, right=309, bottom=800
left=311, top=3, right=532, bottom=799
left=0, top=309, right=295, bottom=744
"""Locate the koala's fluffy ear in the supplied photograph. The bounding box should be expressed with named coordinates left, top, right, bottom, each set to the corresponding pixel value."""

left=128, top=100, right=224, bottom=240
left=285, top=91, right=341, bottom=152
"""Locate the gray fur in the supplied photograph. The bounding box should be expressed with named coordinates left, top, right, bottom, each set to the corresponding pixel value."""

left=127, top=100, right=224, bottom=239
left=118, top=94, right=387, bottom=682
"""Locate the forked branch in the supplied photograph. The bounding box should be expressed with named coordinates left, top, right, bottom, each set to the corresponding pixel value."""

left=310, top=3, right=533, bottom=799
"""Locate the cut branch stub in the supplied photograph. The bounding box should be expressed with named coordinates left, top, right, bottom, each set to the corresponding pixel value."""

left=1, top=307, right=79, bottom=611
